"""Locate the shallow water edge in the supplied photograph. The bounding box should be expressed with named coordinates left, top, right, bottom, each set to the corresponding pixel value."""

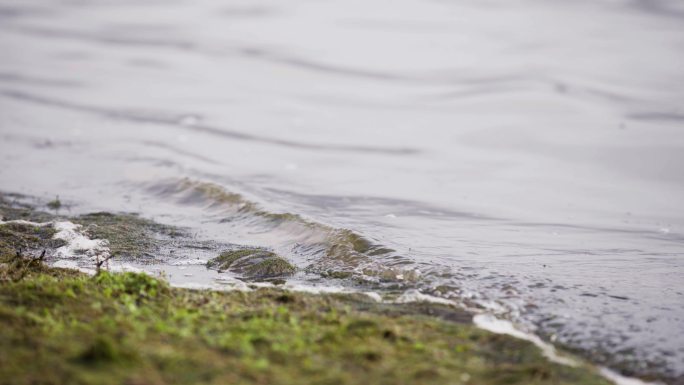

left=0, top=191, right=670, bottom=385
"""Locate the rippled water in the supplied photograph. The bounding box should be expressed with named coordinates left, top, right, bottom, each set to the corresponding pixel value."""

left=1, top=0, right=683, bottom=382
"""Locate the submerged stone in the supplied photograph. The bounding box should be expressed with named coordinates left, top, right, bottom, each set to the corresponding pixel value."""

left=207, top=249, right=295, bottom=279
left=322, top=270, right=353, bottom=279
left=46, top=196, right=62, bottom=211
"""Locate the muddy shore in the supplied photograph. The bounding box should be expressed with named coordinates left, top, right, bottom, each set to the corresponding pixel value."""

left=0, top=193, right=627, bottom=385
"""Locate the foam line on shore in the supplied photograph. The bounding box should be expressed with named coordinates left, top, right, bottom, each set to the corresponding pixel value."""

left=473, top=314, right=658, bottom=385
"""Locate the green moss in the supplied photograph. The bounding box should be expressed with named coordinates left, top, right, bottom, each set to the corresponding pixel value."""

left=0, top=217, right=614, bottom=385
left=78, top=336, right=137, bottom=364
left=74, top=212, right=177, bottom=259
left=244, top=257, right=296, bottom=278
left=0, top=194, right=55, bottom=223
left=0, top=222, right=58, bottom=250
left=207, top=249, right=295, bottom=279
left=0, top=223, right=76, bottom=282
left=207, top=249, right=257, bottom=270
left=0, top=272, right=612, bottom=385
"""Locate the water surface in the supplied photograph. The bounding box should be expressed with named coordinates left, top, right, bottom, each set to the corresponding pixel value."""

left=1, top=0, right=683, bottom=381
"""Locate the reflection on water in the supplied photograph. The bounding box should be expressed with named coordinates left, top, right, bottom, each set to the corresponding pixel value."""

left=1, top=0, right=683, bottom=381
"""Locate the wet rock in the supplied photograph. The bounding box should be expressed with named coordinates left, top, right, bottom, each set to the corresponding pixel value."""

left=321, top=270, right=353, bottom=279
left=75, top=212, right=179, bottom=259
left=207, top=249, right=295, bottom=279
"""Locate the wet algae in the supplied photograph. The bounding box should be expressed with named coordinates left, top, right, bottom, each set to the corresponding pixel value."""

left=74, top=212, right=180, bottom=259
left=207, top=249, right=296, bottom=279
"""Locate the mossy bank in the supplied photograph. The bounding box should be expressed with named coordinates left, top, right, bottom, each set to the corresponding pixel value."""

left=0, top=194, right=613, bottom=385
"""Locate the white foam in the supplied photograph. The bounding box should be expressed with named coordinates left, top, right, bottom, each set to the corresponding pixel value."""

left=474, top=314, right=577, bottom=366
left=283, top=283, right=353, bottom=295
left=106, top=263, right=144, bottom=274
left=473, top=314, right=659, bottom=385
left=45, top=220, right=113, bottom=273
left=0, top=219, right=51, bottom=227
left=0, top=218, right=109, bottom=263
left=364, top=291, right=383, bottom=302
left=174, top=281, right=251, bottom=292
left=52, top=221, right=110, bottom=259
left=599, top=368, right=663, bottom=385
left=171, top=258, right=207, bottom=266
left=394, top=289, right=455, bottom=305
left=52, top=259, right=78, bottom=269
left=476, top=299, right=507, bottom=313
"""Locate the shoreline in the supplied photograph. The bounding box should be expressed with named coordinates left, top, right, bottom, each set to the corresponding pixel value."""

left=0, top=192, right=667, bottom=385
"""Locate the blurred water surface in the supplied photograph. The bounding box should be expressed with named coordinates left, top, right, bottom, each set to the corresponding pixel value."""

left=1, top=0, right=683, bottom=381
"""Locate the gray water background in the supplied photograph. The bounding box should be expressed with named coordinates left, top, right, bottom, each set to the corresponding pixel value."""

left=1, top=0, right=683, bottom=381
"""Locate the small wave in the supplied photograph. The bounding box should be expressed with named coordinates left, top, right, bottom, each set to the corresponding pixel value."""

left=146, top=178, right=421, bottom=283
